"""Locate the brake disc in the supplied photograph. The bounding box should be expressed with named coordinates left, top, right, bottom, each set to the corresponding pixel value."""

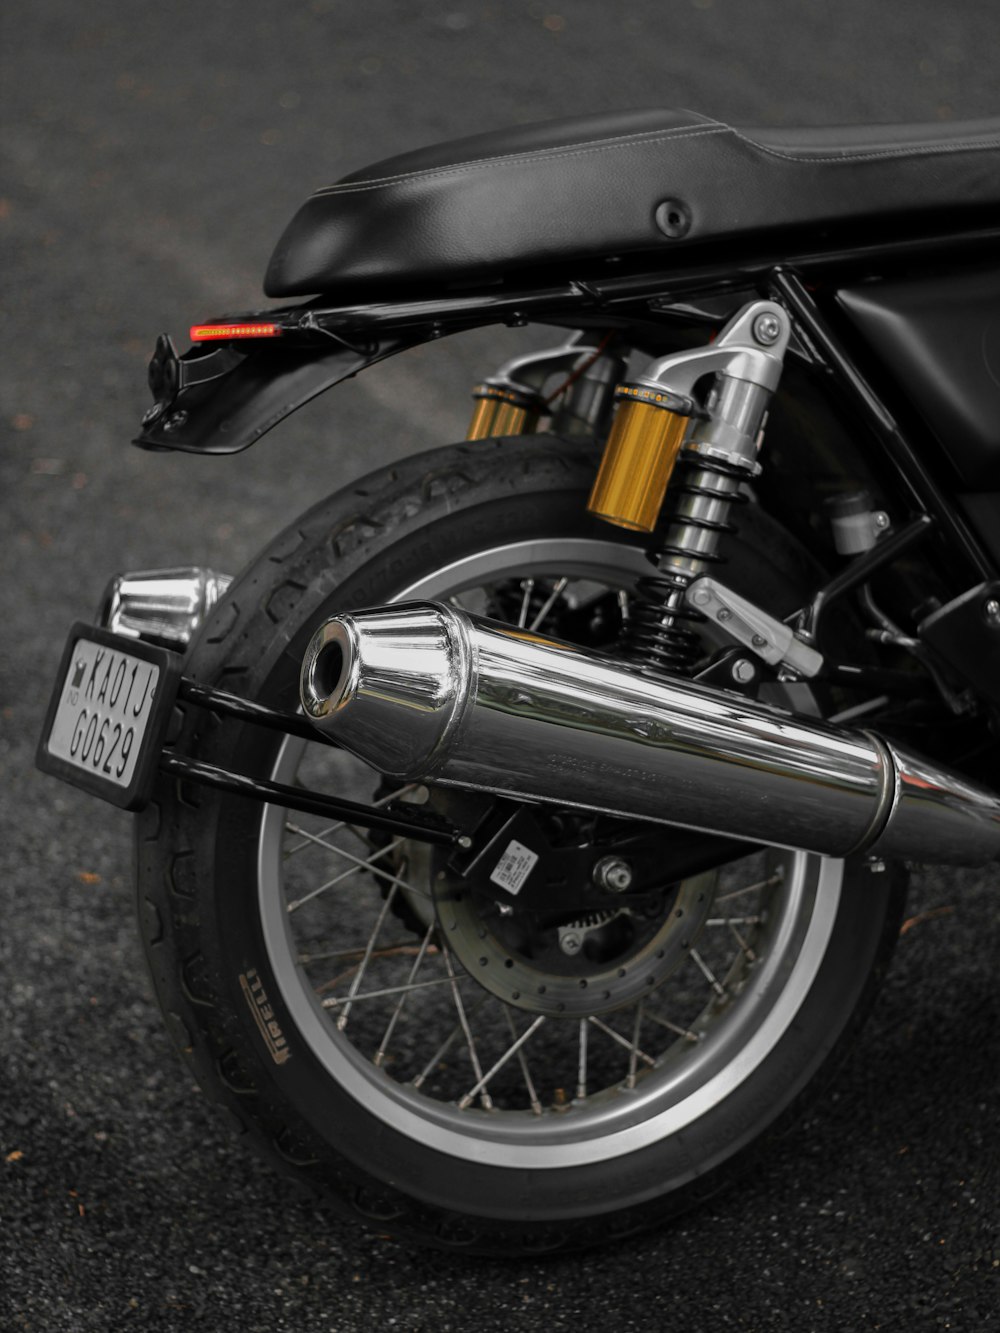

left=433, top=870, right=716, bottom=1018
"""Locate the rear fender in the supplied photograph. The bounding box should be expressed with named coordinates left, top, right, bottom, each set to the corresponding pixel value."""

left=133, top=333, right=415, bottom=455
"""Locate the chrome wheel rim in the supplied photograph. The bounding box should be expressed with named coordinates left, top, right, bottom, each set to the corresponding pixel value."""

left=258, top=537, right=842, bottom=1168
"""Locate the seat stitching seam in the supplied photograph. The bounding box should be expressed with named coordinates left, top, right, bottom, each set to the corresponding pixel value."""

left=731, top=125, right=1000, bottom=164
left=312, top=122, right=729, bottom=196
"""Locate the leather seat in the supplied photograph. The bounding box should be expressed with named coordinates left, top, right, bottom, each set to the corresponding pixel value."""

left=264, top=109, right=1000, bottom=297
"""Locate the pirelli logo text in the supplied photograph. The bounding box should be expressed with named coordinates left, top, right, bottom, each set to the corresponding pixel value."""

left=240, top=968, right=291, bottom=1065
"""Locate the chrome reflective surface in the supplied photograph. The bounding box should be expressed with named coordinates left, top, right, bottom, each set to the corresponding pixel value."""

left=99, top=567, right=232, bottom=648
left=302, top=600, right=1000, bottom=866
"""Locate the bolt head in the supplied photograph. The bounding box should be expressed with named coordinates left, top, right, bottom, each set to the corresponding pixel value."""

left=753, top=313, right=782, bottom=346
left=593, top=856, right=633, bottom=893
left=560, top=932, right=583, bottom=956
left=984, top=598, right=1000, bottom=628
left=732, top=658, right=756, bottom=685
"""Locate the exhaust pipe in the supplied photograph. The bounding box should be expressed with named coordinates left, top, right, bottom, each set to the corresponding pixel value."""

left=300, top=601, right=1000, bottom=867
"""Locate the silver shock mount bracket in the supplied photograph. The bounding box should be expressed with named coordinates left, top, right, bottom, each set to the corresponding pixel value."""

left=633, top=299, right=792, bottom=475
left=685, top=576, right=825, bottom=679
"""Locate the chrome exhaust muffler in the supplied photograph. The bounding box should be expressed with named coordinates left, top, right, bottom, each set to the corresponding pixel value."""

left=300, top=601, right=1000, bottom=866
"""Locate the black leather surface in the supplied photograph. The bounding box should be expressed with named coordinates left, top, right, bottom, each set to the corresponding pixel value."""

left=264, top=109, right=1000, bottom=297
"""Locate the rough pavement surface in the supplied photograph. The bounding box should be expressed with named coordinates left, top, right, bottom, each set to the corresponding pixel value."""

left=2, top=1, right=998, bottom=1329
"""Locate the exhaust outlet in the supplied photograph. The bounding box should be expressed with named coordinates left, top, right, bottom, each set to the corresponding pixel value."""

left=300, top=601, right=1000, bottom=867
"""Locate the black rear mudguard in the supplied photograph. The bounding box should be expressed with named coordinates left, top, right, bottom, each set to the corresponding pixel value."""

left=131, top=275, right=617, bottom=456
left=134, top=331, right=414, bottom=455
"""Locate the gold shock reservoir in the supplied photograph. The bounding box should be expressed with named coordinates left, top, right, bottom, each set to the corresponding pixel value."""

left=587, top=384, right=694, bottom=532
left=466, top=383, right=546, bottom=440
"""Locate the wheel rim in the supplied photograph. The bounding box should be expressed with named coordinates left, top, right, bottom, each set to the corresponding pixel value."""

left=257, top=537, right=842, bottom=1168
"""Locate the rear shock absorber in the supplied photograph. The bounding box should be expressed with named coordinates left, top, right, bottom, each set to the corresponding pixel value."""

left=587, top=302, right=792, bottom=675
left=466, top=334, right=626, bottom=440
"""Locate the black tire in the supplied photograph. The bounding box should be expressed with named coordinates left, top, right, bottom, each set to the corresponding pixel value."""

left=136, top=435, right=905, bottom=1255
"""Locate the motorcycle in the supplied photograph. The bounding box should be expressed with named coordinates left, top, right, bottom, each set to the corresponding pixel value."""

left=36, top=108, right=1000, bottom=1254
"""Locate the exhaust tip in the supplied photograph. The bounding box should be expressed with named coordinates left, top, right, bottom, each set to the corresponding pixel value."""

left=297, top=602, right=473, bottom=777
left=301, top=619, right=355, bottom=721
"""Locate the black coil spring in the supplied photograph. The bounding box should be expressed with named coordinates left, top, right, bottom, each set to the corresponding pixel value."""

left=624, top=454, right=749, bottom=674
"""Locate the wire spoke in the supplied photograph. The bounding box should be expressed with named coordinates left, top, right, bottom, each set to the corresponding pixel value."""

left=587, top=1015, right=656, bottom=1068
left=626, top=1002, right=645, bottom=1089
left=287, top=838, right=403, bottom=913
left=334, top=881, right=399, bottom=1031
left=284, top=784, right=416, bottom=858
left=505, top=1009, right=543, bottom=1115
left=374, top=922, right=437, bottom=1068
left=726, top=919, right=758, bottom=962
left=516, top=577, right=535, bottom=628
left=442, top=944, right=492, bottom=1109
left=706, top=916, right=763, bottom=927
left=410, top=995, right=488, bottom=1090
left=528, top=577, right=569, bottom=633
left=322, top=973, right=462, bottom=1009
left=457, top=1014, right=547, bottom=1110
left=285, top=824, right=432, bottom=901
left=689, top=945, right=727, bottom=998
left=576, top=1017, right=589, bottom=1101
left=715, top=869, right=783, bottom=904
left=645, top=1008, right=701, bottom=1043
left=315, top=941, right=437, bottom=993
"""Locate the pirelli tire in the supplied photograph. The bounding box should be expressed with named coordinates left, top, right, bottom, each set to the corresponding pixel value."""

left=135, top=434, right=906, bottom=1256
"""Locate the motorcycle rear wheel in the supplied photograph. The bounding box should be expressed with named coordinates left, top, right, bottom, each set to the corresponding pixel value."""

left=136, top=434, right=904, bottom=1254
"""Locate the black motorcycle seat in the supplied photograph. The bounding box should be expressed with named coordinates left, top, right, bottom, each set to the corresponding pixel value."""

left=264, top=108, right=1000, bottom=297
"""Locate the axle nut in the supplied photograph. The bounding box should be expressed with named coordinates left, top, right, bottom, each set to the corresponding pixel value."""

left=593, top=856, right=633, bottom=893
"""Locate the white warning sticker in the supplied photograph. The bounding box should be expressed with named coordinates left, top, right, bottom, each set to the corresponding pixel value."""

left=489, top=839, right=539, bottom=896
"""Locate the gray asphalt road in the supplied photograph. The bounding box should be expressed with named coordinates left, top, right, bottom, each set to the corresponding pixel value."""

left=2, top=2, right=998, bottom=1329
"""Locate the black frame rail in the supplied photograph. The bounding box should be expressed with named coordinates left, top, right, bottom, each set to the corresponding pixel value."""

left=162, top=678, right=467, bottom=848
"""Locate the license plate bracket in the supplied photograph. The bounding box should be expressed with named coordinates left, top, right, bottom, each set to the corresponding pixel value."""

left=36, top=623, right=182, bottom=810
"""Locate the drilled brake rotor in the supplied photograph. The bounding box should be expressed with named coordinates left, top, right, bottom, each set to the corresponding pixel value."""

left=433, top=869, right=716, bottom=1018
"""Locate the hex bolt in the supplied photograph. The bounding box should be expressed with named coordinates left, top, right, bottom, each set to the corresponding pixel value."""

left=753, top=313, right=782, bottom=346
left=690, top=585, right=712, bottom=607
left=593, top=856, right=633, bottom=893
left=732, top=658, right=756, bottom=685
left=984, top=598, right=1000, bottom=629
left=559, top=930, right=584, bottom=956
left=873, top=511, right=891, bottom=532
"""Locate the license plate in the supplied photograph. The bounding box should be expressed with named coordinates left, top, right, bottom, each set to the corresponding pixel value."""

left=37, top=623, right=181, bottom=810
